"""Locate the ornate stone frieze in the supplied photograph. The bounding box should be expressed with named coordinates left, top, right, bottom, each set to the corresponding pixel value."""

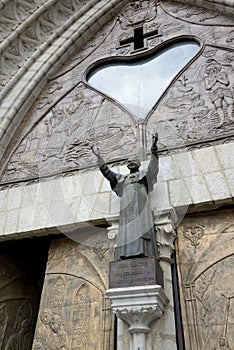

left=0, top=0, right=90, bottom=90
left=0, top=0, right=47, bottom=44
left=71, top=283, right=90, bottom=349
left=0, top=83, right=136, bottom=183
left=1, top=0, right=234, bottom=185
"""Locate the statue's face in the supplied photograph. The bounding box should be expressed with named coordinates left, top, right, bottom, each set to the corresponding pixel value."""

left=127, top=157, right=140, bottom=171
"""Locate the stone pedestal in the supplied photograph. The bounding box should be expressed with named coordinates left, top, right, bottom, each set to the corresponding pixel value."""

left=109, top=257, right=163, bottom=289
left=106, top=285, right=169, bottom=350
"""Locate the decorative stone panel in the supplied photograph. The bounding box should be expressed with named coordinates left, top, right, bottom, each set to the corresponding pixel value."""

left=33, top=235, right=115, bottom=350
left=176, top=209, right=234, bottom=349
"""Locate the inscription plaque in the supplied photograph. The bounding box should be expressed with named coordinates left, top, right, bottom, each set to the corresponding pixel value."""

left=109, top=257, right=163, bottom=288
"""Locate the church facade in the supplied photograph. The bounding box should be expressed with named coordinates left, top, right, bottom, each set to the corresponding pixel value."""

left=0, top=0, right=234, bottom=349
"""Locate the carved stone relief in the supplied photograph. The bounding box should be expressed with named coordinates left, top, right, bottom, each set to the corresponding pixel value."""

left=147, top=47, right=234, bottom=151
left=33, top=235, right=115, bottom=350
left=161, top=1, right=234, bottom=25
left=183, top=225, right=205, bottom=247
left=118, top=0, right=157, bottom=29
left=176, top=209, right=234, bottom=350
left=0, top=83, right=136, bottom=183
left=1, top=0, right=234, bottom=185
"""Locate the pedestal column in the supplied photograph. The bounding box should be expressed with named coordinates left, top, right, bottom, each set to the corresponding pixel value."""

left=105, top=209, right=178, bottom=350
left=106, top=285, right=169, bottom=350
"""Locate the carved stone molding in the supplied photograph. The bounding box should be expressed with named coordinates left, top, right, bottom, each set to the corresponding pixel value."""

left=0, top=0, right=91, bottom=91
left=154, top=208, right=178, bottom=263
left=106, top=285, right=169, bottom=326
left=114, top=306, right=163, bottom=334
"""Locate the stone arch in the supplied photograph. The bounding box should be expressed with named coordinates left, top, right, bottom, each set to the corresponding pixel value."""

left=0, top=0, right=129, bottom=159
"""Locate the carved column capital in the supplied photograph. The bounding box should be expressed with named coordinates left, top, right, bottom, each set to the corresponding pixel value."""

left=154, top=208, right=178, bottom=263
left=114, top=305, right=163, bottom=334
left=106, top=285, right=169, bottom=334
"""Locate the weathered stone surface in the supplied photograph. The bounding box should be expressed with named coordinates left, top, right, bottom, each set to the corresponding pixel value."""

left=176, top=209, right=234, bottom=350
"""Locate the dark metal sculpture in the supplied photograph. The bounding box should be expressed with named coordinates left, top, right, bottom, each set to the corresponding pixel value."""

left=92, top=133, right=159, bottom=260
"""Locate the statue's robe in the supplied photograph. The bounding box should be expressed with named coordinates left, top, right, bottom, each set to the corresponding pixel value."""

left=99, top=149, right=158, bottom=260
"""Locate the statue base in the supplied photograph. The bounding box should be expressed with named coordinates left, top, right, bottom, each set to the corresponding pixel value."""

left=109, top=257, right=163, bottom=289
left=105, top=285, right=169, bottom=350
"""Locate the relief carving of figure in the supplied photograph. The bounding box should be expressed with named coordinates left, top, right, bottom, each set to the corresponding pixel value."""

left=119, top=0, right=157, bottom=29
left=4, top=302, right=34, bottom=350
left=42, top=107, right=68, bottom=163
left=92, top=133, right=159, bottom=260
left=65, top=87, right=101, bottom=166
left=48, top=314, right=68, bottom=350
left=219, top=337, right=231, bottom=350
left=34, top=310, right=51, bottom=349
left=5, top=319, right=31, bottom=350
left=71, top=284, right=90, bottom=349
left=34, top=310, right=68, bottom=350
left=204, top=59, right=233, bottom=127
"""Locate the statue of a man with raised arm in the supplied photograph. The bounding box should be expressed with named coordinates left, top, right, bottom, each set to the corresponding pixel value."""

left=92, top=133, right=159, bottom=261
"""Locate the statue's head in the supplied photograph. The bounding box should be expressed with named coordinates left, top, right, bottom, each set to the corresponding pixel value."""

left=127, top=156, right=141, bottom=171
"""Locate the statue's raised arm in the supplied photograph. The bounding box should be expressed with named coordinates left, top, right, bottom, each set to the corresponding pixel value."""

left=152, top=132, right=159, bottom=151
left=91, top=145, right=121, bottom=194
left=91, top=145, right=104, bottom=167
left=146, top=132, right=159, bottom=190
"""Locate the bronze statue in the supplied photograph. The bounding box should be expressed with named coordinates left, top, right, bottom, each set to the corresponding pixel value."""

left=92, top=133, right=159, bottom=260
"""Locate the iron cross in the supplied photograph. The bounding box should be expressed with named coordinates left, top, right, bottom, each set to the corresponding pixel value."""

left=119, top=24, right=161, bottom=51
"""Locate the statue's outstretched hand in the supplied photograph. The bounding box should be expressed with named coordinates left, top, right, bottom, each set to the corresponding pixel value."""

left=91, top=145, right=101, bottom=158
left=152, top=132, right=158, bottom=148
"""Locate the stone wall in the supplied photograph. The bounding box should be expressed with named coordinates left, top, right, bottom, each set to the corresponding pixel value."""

left=0, top=142, right=233, bottom=240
